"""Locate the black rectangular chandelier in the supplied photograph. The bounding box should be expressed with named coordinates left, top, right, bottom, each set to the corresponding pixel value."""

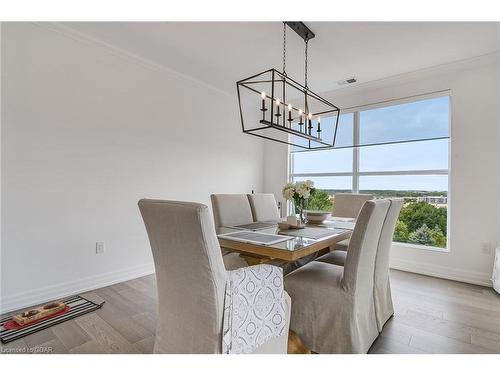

left=236, top=22, right=341, bottom=150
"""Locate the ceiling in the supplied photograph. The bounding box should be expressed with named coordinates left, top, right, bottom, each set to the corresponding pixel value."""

left=62, top=22, right=500, bottom=94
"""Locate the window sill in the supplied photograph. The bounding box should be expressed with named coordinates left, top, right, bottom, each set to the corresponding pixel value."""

left=392, top=241, right=450, bottom=253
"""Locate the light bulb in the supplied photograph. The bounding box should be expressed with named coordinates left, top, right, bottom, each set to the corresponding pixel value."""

left=261, top=91, right=266, bottom=99
left=308, top=113, right=312, bottom=119
left=288, top=104, right=292, bottom=111
left=318, top=116, right=321, bottom=123
left=299, top=109, right=303, bottom=115
left=276, top=98, right=281, bottom=105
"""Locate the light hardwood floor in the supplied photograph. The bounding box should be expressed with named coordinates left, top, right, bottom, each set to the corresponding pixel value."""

left=1, top=270, right=499, bottom=354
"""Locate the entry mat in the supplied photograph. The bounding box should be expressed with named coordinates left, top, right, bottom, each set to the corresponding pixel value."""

left=0, top=295, right=104, bottom=344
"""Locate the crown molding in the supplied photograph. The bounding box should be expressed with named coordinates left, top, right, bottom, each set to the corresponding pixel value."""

left=30, top=23, right=500, bottom=101
left=321, top=50, right=500, bottom=99
left=33, top=22, right=233, bottom=99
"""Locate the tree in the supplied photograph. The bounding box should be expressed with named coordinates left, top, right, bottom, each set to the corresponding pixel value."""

left=408, top=224, right=434, bottom=246
left=393, top=220, right=409, bottom=242
left=306, top=189, right=333, bottom=211
left=429, top=225, right=447, bottom=248
left=398, top=202, right=447, bottom=235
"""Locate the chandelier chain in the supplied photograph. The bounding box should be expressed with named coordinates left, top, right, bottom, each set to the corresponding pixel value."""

left=282, top=23, right=287, bottom=76
left=304, top=39, right=309, bottom=90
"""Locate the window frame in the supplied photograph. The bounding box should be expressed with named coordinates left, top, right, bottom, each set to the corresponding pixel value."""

left=289, top=92, right=451, bottom=251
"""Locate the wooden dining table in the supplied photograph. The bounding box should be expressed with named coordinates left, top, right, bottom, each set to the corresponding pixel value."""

left=216, top=218, right=355, bottom=266
left=217, top=218, right=355, bottom=353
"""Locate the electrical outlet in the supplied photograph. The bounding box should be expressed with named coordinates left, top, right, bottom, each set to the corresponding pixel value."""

left=96, top=241, right=105, bottom=254
left=481, top=242, right=492, bottom=255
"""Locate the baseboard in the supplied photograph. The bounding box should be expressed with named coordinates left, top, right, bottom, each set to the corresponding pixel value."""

left=390, top=258, right=493, bottom=287
left=0, top=263, right=155, bottom=314
left=1, top=259, right=491, bottom=313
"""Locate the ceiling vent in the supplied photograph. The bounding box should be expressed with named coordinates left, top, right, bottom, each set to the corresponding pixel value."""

left=337, top=77, right=357, bottom=86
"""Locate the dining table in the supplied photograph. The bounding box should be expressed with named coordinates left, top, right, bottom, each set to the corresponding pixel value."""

left=216, top=218, right=355, bottom=266
left=216, top=217, right=356, bottom=354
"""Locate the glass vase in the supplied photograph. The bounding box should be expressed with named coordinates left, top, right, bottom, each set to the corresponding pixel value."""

left=294, top=200, right=306, bottom=224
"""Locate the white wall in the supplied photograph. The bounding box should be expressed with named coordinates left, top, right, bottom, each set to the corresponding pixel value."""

left=264, top=53, right=500, bottom=286
left=1, top=23, right=264, bottom=312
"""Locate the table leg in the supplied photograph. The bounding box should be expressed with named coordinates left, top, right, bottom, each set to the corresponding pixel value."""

left=239, top=254, right=274, bottom=266
left=288, top=330, right=311, bottom=354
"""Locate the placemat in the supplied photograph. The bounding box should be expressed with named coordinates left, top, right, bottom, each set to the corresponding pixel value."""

left=280, top=227, right=345, bottom=240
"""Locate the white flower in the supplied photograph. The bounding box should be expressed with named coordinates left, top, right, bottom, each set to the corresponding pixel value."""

left=299, top=191, right=310, bottom=199
left=295, top=182, right=311, bottom=199
left=283, top=188, right=294, bottom=200
left=282, top=183, right=295, bottom=200
left=283, top=181, right=314, bottom=201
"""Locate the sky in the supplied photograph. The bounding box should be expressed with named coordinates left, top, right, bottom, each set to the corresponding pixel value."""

left=292, top=96, right=450, bottom=191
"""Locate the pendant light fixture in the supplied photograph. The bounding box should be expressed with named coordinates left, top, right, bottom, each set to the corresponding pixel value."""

left=237, top=22, right=340, bottom=150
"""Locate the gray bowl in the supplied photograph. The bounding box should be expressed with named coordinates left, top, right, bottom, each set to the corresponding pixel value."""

left=304, top=210, right=331, bottom=224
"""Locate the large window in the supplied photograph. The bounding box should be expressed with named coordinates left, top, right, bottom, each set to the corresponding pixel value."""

left=290, top=95, right=450, bottom=249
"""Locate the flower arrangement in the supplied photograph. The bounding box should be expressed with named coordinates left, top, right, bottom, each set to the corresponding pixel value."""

left=282, top=180, right=316, bottom=222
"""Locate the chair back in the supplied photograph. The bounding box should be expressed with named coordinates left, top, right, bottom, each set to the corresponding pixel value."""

left=332, top=193, right=374, bottom=219
left=247, top=193, right=280, bottom=222
left=210, top=194, right=254, bottom=228
left=138, top=199, right=227, bottom=353
left=373, top=198, right=404, bottom=329
left=342, top=199, right=390, bottom=298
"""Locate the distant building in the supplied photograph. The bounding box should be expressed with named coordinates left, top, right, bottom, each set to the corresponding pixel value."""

left=417, top=196, right=447, bottom=204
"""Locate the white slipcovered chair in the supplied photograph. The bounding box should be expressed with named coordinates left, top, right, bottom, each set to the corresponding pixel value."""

left=210, top=194, right=254, bottom=228
left=316, top=198, right=404, bottom=331
left=247, top=193, right=281, bottom=222
left=332, top=193, right=375, bottom=218
left=284, top=199, right=390, bottom=353
left=210, top=194, right=253, bottom=270
left=138, top=199, right=291, bottom=354
left=331, top=193, right=374, bottom=251
left=247, top=193, right=315, bottom=275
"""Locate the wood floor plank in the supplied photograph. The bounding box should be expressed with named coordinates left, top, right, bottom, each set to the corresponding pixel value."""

left=443, top=309, right=500, bottom=334
left=126, top=277, right=157, bottom=299
left=409, top=330, right=495, bottom=354
left=378, top=319, right=412, bottom=346
left=116, top=286, right=157, bottom=313
left=392, top=283, right=500, bottom=312
left=22, top=327, right=57, bottom=348
left=93, top=293, right=155, bottom=343
left=393, top=296, right=445, bottom=320
left=395, top=309, right=472, bottom=343
left=75, top=313, right=136, bottom=354
left=130, top=312, right=157, bottom=335
left=52, top=319, right=92, bottom=350
left=134, top=336, right=155, bottom=354
left=369, top=335, right=427, bottom=354
left=94, top=287, right=144, bottom=316
left=100, top=315, right=153, bottom=344
left=394, top=291, right=500, bottom=323
left=80, top=291, right=106, bottom=305
left=471, top=331, right=500, bottom=352
left=70, top=340, right=113, bottom=354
